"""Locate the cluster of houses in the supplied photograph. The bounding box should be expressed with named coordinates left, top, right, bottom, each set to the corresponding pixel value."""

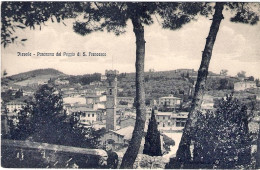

left=2, top=70, right=260, bottom=155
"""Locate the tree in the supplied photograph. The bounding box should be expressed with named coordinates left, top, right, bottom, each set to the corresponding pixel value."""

left=192, top=95, right=252, bottom=169
left=220, top=69, right=228, bottom=76
left=0, top=2, right=219, bottom=167
left=143, top=109, right=162, bottom=156
left=11, top=84, right=101, bottom=148
left=256, top=78, right=260, bottom=87
left=256, top=129, right=260, bottom=168
left=237, top=70, right=246, bottom=78
left=69, top=3, right=203, bottom=168
left=218, top=78, right=229, bottom=90
left=15, top=89, right=23, bottom=98
left=3, top=69, right=8, bottom=77
left=174, top=2, right=259, bottom=167
left=11, top=104, right=33, bottom=140
left=248, top=76, right=254, bottom=81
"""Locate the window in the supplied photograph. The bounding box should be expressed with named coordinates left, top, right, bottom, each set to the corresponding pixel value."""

left=88, top=114, right=90, bottom=117
left=168, top=122, right=171, bottom=126
left=163, top=116, right=165, bottom=120
left=92, top=114, right=94, bottom=117
left=109, top=89, right=112, bottom=95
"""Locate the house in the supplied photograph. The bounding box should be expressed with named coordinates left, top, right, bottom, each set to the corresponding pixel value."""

left=6, top=101, right=26, bottom=113
left=85, top=95, right=106, bottom=104
left=54, top=79, right=69, bottom=85
left=68, top=105, right=103, bottom=124
left=154, top=111, right=188, bottom=131
left=37, top=80, right=47, bottom=85
left=89, top=81, right=103, bottom=86
left=85, top=88, right=106, bottom=96
left=155, top=112, right=172, bottom=129
left=99, top=126, right=134, bottom=151
left=171, top=112, right=188, bottom=128
left=201, top=94, right=215, bottom=110
left=101, top=75, right=107, bottom=81
left=159, top=95, right=182, bottom=109
left=175, top=69, right=195, bottom=74
left=117, top=97, right=134, bottom=108
left=256, top=94, right=260, bottom=101
left=63, top=95, right=86, bottom=105
left=119, top=117, right=136, bottom=129
left=234, top=81, right=257, bottom=91
left=5, top=101, right=27, bottom=123
left=23, top=90, right=34, bottom=96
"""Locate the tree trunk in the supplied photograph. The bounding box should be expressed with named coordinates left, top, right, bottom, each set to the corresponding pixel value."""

left=120, top=14, right=146, bottom=168
left=174, top=2, right=224, bottom=168
left=256, top=126, right=260, bottom=168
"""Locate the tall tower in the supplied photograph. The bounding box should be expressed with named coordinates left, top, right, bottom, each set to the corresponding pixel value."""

left=106, top=70, right=118, bottom=131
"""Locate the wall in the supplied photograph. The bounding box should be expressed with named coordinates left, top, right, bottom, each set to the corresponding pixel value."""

left=1, top=139, right=107, bottom=168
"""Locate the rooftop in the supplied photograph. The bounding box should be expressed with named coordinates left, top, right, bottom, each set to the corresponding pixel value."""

left=115, top=126, right=134, bottom=140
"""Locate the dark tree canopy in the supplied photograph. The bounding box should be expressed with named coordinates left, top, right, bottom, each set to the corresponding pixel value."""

left=192, top=94, right=252, bottom=169
left=143, top=109, right=162, bottom=156
left=9, top=84, right=103, bottom=149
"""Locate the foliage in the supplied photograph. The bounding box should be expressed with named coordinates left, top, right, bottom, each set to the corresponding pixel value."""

left=3, top=69, right=8, bottom=76
left=256, top=78, right=260, bottom=87
left=10, top=84, right=103, bottom=149
left=192, top=94, right=252, bottom=168
left=162, top=134, right=175, bottom=152
left=1, top=90, right=15, bottom=102
left=143, top=109, right=162, bottom=156
left=248, top=76, right=254, bottom=81
left=15, top=89, right=23, bottom=98
left=218, top=78, right=234, bottom=90
left=1, top=2, right=80, bottom=47
left=220, top=69, right=228, bottom=76
left=237, top=70, right=246, bottom=78
left=65, top=73, right=101, bottom=85
left=119, top=100, right=128, bottom=105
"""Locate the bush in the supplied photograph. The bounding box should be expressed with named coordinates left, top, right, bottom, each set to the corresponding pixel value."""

left=192, top=94, right=252, bottom=168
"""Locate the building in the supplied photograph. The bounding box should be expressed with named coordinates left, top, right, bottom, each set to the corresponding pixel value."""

left=156, top=112, right=172, bottom=129
left=99, top=126, right=134, bottom=151
left=201, top=94, right=215, bottom=110
left=6, top=101, right=26, bottom=113
left=101, top=75, right=107, bottom=81
left=154, top=111, right=188, bottom=131
left=175, top=69, right=195, bottom=74
left=105, top=70, right=119, bottom=131
left=85, top=95, right=106, bottom=104
left=119, top=117, right=136, bottom=129
left=159, top=95, right=182, bottom=109
left=54, top=79, right=69, bottom=85
left=89, top=81, right=103, bottom=86
left=117, top=97, right=134, bottom=108
left=234, top=81, right=257, bottom=91
left=63, top=95, right=86, bottom=105
left=68, top=105, right=103, bottom=124
left=256, top=94, right=260, bottom=101
left=5, top=101, right=27, bottom=124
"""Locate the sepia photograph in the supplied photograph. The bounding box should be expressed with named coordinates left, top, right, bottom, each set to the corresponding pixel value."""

left=1, top=1, right=260, bottom=169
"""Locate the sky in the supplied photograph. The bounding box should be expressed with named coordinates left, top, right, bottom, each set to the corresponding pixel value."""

left=1, top=7, right=260, bottom=79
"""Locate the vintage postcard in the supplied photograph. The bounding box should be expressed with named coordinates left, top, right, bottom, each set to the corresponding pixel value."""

left=1, top=1, right=260, bottom=169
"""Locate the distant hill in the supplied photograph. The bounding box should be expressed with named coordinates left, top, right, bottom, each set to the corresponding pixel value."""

left=2, top=68, right=66, bottom=86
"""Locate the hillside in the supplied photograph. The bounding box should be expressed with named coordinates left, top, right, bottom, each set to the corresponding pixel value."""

left=2, top=68, right=65, bottom=86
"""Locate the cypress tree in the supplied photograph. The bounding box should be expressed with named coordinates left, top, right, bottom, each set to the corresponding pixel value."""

left=143, top=109, right=162, bottom=156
